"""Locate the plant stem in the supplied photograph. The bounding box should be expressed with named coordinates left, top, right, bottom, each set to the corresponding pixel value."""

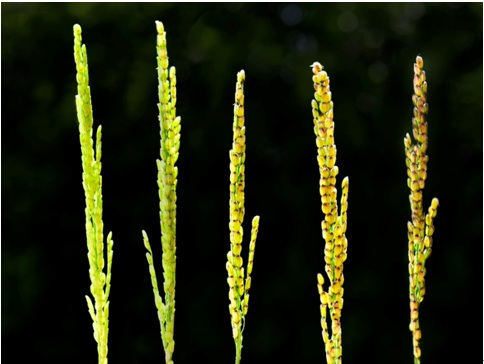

left=235, top=335, right=242, bottom=364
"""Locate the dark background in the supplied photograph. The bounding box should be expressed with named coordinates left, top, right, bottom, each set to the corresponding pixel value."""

left=2, top=3, right=482, bottom=363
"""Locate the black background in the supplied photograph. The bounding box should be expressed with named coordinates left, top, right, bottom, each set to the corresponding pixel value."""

left=2, top=3, right=482, bottom=363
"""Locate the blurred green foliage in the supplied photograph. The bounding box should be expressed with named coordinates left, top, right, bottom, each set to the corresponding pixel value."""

left=2, top=3, right=482, bottom=364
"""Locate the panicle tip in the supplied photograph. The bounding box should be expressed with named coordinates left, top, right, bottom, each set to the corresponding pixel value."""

left=155, top=21, right=165, bottom=35
left=311, top=62, right=323, bottom=74
left=237, top=69, right=245, bottom=83
left=416, top=55, right=424, bottom=69
left=73, top=24, right=82, bottom=35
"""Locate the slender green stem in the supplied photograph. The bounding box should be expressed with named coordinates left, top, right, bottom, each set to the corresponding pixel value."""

left=235, top=336, right=242, bottom=364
